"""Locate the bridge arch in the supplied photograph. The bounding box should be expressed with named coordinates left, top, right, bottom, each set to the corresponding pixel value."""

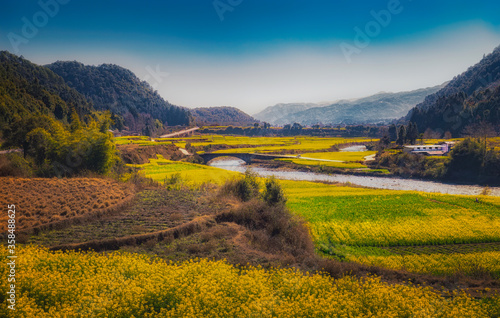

left=199, top=153, right=253, bottom=165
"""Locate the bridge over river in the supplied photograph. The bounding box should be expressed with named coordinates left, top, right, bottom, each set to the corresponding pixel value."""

left=199, top=153, right=295, bottom=164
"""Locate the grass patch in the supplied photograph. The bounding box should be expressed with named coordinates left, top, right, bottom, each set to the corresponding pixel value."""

left=300, top=151, right=376, bottom=161
left=277, top=158, right=367, bottom=169
left=129, top=155, right=241, bottom=186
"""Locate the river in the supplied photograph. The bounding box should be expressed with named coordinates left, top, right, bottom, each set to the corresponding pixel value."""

left=209, top=159, right=500, bottom=196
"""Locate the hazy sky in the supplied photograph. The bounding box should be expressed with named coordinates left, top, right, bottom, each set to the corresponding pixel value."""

left=1, top=0, right=500, bottom=114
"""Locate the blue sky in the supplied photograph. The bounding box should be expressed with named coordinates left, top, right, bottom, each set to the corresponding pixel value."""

left=1, top=0, right=500, bottom=113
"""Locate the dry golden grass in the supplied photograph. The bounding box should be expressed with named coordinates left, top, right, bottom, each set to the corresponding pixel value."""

left=0, top=177, right=135, bottom=233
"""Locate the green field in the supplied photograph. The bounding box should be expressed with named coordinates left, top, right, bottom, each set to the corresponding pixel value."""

left=276, top=150, right=377, bottom=169
left=281, top=180, right=500, bottom=277
left=300, top=151, right=376, bottom=161
left=129, top=155, right=240, bottom=186
left=116, top=135, right=376, bottom=153
left=277, top=158, right=367, bottom=169
left=212, top=136, right=375, bottom=153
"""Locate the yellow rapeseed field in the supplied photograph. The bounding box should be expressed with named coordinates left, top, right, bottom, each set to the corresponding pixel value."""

left=1, top=245, right=497, bottom=317
left=282, top=181, right=500, bottom=247
left=350, top=251, right=500, bottom=277
left=129, top=155, right=240, bottom=186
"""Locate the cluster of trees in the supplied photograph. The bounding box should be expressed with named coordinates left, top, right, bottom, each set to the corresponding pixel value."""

left=221, top=170, right=286, bottom=206
left=200, top=124, right=384, bottom=137
left=388, top=122, right=419, bottom=145
left=375, top=137, right=500, bottom=184
left=2, top=111, right=119, bottom=177
left=445, top=138, right=500, bottom=182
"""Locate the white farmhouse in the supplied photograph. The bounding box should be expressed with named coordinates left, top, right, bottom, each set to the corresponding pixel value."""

left=403, top=142, right=456, bottom=156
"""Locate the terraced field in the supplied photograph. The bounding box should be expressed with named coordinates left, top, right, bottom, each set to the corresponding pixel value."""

left=27, top=189, right=218, bottom=247
left=0, top=177, right=135, bottom=233
left=211, top=136, right=374, bottom=154
left=115, top=135, right=375, bottom=154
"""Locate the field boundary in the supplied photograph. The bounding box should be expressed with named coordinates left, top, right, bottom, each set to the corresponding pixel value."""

left=50, top=215, right=216, bottom=252
left=0, top=193, right=137, bottom=239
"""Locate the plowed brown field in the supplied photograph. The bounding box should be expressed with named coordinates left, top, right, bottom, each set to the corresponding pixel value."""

left=0, top=177, right=135, bottom=233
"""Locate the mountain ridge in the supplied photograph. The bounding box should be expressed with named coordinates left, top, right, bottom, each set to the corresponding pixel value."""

left=406, top=45, right=500, bottom=136
left=46, top=61, right=193, bottom=130
left=0, top=51, right=93, bottom=130
left=191, top=106, right=257, bottom=126
left=254, top=84, right=445, bottom=125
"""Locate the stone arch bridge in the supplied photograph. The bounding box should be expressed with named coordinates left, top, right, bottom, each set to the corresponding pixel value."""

left=199, top=153, right=292, bottom=164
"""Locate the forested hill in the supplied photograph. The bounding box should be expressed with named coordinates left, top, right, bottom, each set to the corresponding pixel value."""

left=0, top=51, right=93, bottom=130
left=47, top=61, right=193, bottom=130
left=406, top=45, right=500, bottom=136
left=191, top=106, right=257, bottom=126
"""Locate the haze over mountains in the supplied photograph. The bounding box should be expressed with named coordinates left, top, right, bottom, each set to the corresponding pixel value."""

left=254, top=85, right=445, bottom=126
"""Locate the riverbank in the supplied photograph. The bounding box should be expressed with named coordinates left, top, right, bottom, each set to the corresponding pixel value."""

left=210, top=159, right=500, bottom=196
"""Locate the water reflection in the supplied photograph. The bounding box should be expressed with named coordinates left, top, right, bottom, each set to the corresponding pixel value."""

left=340, top=145, right=367, bottom=152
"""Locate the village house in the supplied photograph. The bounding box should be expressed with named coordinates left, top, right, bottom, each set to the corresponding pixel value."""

left=403, top=141, right=456, bottom=156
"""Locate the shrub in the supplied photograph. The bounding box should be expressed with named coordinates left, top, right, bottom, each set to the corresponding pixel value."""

left=262, top=177, right=287, bottom=206
left=445, top=138, right=500, bottom=181
left=220, top=169, right=260, bottom=202
left=0, top=153, right=34, bottom=177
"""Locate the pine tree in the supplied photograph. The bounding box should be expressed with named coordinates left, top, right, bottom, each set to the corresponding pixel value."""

left=396, top=125, right=407, bottom=146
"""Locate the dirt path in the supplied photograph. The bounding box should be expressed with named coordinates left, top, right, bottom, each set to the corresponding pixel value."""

left=0, top=148, right=22, bottom=154
left=159, top=127, right=199, bottom=138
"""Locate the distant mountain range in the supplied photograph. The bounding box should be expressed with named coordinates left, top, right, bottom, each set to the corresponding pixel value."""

left=254, top=85, right=445, bottom=126
left=253, top=102, right=332, bottom=124
left=406, top=45, right=500, bottom=136
left=190, top=106, right=257, bottom=126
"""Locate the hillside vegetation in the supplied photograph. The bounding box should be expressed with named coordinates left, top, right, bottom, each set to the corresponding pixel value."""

left=191, top=106, right=257, bottom=126
left=0, top=51, right=92, bottom=133
left=407, top=45, right=500, bottom=136
left=47, top=61, right=193, bottom=131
